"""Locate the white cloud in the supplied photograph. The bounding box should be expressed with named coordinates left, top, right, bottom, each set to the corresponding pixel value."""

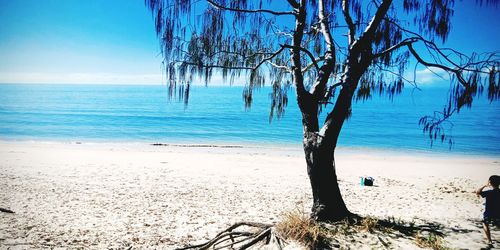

left=405, top=68, right=450, bottom=85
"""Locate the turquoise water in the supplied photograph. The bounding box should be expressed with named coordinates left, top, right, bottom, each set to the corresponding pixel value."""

left=0, top=83, right=498, bottom=155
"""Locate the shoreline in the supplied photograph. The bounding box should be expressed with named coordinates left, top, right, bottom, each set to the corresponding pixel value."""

left=1, top=140, right=499, bottom=249
left=0, top=138, right=498, bottom=159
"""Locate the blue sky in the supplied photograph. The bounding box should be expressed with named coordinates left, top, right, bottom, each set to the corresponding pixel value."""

left=0, top=0, right=162, bottom=84
left=0, top=0, right=498, bottom=85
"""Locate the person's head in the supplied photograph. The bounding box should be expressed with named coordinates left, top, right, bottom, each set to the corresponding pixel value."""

left=489, top=175, right=500, bottom=188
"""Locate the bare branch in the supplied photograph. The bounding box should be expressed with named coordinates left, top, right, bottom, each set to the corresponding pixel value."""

left=200, top=49, right=279, bottom=60
left=386, top=19, right=486, bottom=70
left=310, top=0, right=337, bottom=100
left=386, top=19, right=497, bottom=74
left=342, top=0, right=356, bottom=44
left=282, top=44, right=320, bottom=71
left=286, top=0, right=299, bottom=9
left=253, top=46, right=286, bottom=70
left=291, top=1, right=307, bottom=94
left=267, top=61, right=292, bottom=73
left=207, top=0, right=296, bottom=16
left=173, top=46, right=287, bottom=72
left=329, top=81, right=344, bottom=91
left=427, top=43, right=497, bottom=74
left=172, top=61, right=251, bottom=71
left=359, top=0, right=392, bottom=42
left=302, top=56, right=325, bottom=72
left=373, top=37, right=419, bottom=58
left=374, top=64, right=421, bottom=89
left=275, top=30, right=294, bottom=38
left=318, top=0, right=335, bottom=53
left=407, top=44, right=468, bottom=86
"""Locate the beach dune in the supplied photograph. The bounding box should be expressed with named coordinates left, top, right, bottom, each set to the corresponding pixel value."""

left=0, top=141, right=498, bottom=249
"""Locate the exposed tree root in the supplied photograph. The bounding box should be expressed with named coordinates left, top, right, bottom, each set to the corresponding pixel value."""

left=176, top=213, right=453, bottom=249
left=176, top=222, right=284, bottom=250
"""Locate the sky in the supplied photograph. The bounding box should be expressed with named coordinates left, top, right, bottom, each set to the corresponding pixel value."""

left=0, top=0, right=498, bottom=85
left=0, top=0, right=163, bottom=84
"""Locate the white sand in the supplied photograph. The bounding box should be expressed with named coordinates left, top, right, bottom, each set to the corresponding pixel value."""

left=0, top=141, right=498, bottom=249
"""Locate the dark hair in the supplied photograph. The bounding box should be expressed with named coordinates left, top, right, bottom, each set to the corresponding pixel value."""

left=489, top=175, right=500, bottom=187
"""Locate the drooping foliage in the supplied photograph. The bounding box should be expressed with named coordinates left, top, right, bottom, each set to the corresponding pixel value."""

left=146, top=0, right=499, bottom=145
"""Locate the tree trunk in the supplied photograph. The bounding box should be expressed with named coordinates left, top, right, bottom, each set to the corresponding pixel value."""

left=303, top=132, right=350, bottom=221
left=301, top=54, right=369, bottom=221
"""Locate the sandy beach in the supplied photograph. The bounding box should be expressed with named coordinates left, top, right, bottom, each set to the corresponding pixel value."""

left=0, top=141, right=499, bottom=249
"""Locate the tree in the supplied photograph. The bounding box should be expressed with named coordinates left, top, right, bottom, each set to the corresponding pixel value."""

left=146, top=0, right=499, bottom=222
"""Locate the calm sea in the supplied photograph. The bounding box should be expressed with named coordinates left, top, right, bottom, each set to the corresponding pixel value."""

left=0, top=83, right=498, bottom=155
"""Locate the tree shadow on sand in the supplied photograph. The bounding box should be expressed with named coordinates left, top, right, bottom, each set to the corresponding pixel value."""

left=466, top=219, right=500, bottom=250
left=176, top=213, right=489, bottom=249
left=321, top=215, right=497, bottom=250
left=314, top=215, right=453, bottom=249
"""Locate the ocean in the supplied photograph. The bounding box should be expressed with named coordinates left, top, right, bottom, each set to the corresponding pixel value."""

left=0, top=83, right=498, bottom=155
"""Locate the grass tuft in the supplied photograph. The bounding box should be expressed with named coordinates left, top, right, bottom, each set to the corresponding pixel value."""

left=358, top=217, right=379, bottom=232
left=415, top=231, right=450, bottom=250
left=275, top=208, right=326, bottom=249
left=276, top=208, right=448, bottom=249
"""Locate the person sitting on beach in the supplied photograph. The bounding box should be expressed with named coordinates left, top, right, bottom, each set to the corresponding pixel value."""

left=476, top=175, right=500, bottom=245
